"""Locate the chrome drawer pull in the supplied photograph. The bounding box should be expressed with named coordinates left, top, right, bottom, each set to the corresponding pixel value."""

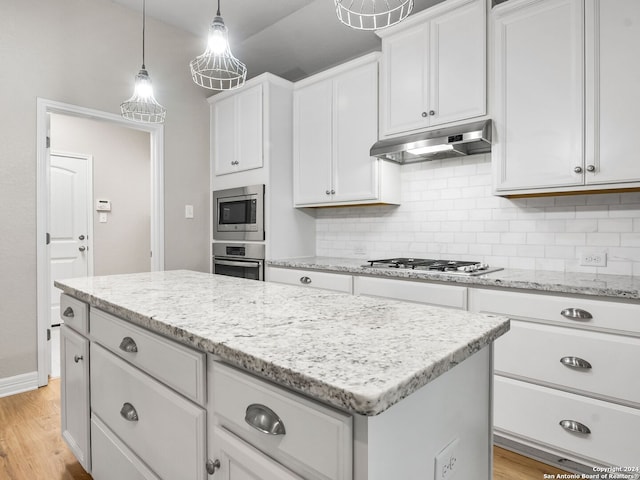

left=63, top=306, right=75, bottom=318
left=560, top=356, right=592, bottom=370
left=245, top=404, right=286, bottom=435
left=120, top=402, right=139, bottom=422
left=206, top=459, right=221, bottom=475
left=73, top=355, right=83, bottom=363
left=559, top=419, right=591, bottom=435
left=299, top=276, right=312, bottom=285
left=119, top=336, right=138, bottom=353
left=560, top=308, right=593, bottom=321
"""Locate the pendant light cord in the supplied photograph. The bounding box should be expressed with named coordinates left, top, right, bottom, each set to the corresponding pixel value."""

left=216, top=0, right=221, bottom=17
left=142, top=0, right=146, bottom=69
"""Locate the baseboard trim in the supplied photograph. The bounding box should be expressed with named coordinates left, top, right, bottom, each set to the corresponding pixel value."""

left=0, top=371, right=39, bottom=398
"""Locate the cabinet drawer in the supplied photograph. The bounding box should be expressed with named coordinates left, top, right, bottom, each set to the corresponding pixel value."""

left=91, top=344, right=206, bottom=480
left=91, top=415, right=160, bottom=480
left=495, top=321, right=640, bottom=406
left=60, top=294, right=88, bottom=334
left=468, top=288, right=640, bottom=335
left=267, top=267, right=353, bottom=293
left=91, top=308, right=206, bottom=405
left=494, top=376, right=640, bottom=467
left=211, top=362, right=352, bottom=480
left=354, top=275, right=467, bottom=309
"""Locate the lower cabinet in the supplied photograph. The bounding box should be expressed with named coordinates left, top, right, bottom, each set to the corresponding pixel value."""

left=266, top=266, right=353, bottom=294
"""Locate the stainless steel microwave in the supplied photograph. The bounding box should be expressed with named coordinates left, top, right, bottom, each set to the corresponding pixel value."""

left=212, top=184, right=264, bottom=241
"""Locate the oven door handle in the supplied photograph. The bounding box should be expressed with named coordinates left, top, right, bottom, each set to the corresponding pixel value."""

left=214, top=259, right=262, bottom=268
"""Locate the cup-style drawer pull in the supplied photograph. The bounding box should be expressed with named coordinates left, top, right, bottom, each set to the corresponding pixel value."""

left=559, top=419, right=591, bottom=435
left=120, top=402, right=139, bottom=422
left=560, top=308, right=593, bottom=321
left=119, top=336, right=138, bottom=353
left=63, top=306, right=75, bottom=318
left=245, top=404, right=286, bottom=435
left=560, top=356, right=592, bottom=370
left=300, top=276, right=312, bottom=285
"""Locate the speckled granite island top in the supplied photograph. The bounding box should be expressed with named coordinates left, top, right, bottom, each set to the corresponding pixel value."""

left=55, top=270, right=509, bottom=416
left=267, top=257, right=640, bottom=300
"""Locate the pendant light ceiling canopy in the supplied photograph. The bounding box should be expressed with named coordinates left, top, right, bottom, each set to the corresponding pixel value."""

left=335, top=0, right=414, bottom=30
left=121, top=0, right=166, bottom=123
left=190, top=0, right=247, bottom=91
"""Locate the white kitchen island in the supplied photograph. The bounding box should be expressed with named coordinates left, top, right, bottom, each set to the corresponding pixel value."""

left=55, top=270, right=509, bottom=480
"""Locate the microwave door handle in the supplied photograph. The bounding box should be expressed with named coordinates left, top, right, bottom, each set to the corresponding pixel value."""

left=215, top=259, right=262, bottom=268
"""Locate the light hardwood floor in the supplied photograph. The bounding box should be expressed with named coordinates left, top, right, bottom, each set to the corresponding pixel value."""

left=0, top=380, right=570, bottom=480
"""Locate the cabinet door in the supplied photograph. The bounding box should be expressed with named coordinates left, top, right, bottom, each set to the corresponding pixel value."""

left=380, top=25, right=429, bottom=136
left=60, top=325, right=91, bottom=473
left=585, top=1, right=640, bottom=185
left=293, top=80, right=333, bottom=205
left=429, top=0, right=485, bottom=126
left=236, top=84, right=264, bottom=172
left=213, top=95, right=237, bottom=176
left=493, top=0, right=584, bottom=192
left=212, top=427, right=303, bottom=480
left=332, top=61, right=379, bottom=203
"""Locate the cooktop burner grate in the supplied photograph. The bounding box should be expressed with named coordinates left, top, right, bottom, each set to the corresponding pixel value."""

left=364, top=258, right=502, bottom=275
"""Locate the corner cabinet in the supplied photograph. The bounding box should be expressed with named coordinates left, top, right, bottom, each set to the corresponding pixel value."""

left=493, top=0, right=640, bottom=195
left=211, top=83, right=263, bottom=176
left=377, top=0, right=487, bottom=138
left=293, top=53, right=400, bottom=207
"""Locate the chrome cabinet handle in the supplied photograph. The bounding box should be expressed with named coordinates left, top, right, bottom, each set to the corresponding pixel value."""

left=63, top=306, right=75, bottom=318
left=78, top=246, right=86, bottom=252
left=429, top=110, right=435, bottom=116
left=245, top=404, right=286, bottom=435
left=206, top=459, right=221, bottom=475
left=78, top=234, right=85, bottom=240
left=574, top=166, right=583, bottom=173
left=559, top=419, right=591, bottom=435
left=120, top=402, right=139, bottom=422
left=300, top=276, right=312, bottom=285
left=560, top=308, right=593, bottom=321
left=586, top=164, right=596, bottom=172
left=330, top=189, right=335, bottom=194
left=74, top=355, right=83, bottom=363
left=421, top=111, right=428, bottom=118
left=119, top=336, right=138, bottom=353
left=325, top=190, right=331, bottom=195
left=560, top=356, right=592, bottom=370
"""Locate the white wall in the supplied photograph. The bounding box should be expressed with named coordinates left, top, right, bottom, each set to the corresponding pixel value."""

left=50, top=113, right=151, bottom=275
left=0, top=0, right=210, bottom=380
left=316, top=154, right=640, bottom=276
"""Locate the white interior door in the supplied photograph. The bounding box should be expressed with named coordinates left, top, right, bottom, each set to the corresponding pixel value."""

left=50, top=153, right=92, bottom=327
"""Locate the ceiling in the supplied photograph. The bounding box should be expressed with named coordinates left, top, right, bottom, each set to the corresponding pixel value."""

left=110, top=0, right=444, bottom=81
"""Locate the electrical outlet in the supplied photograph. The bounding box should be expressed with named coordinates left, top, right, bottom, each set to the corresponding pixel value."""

left=580, top=251, right=607, bottom=267
left=99, top=212, right=108, bottom=223
left=434, top=438, right=459, bottom=480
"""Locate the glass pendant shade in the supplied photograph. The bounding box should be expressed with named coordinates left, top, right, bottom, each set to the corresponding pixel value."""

left=190, top=4, right=247, bottom=90
left=335, top=0, right=414, bottom=30
left=121, top=0, right=166, bottom=123
left=121, top=67, right=167, bottom=123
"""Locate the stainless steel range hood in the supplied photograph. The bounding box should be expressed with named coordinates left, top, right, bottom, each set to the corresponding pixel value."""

left=370, top=120, right=491, bottom=163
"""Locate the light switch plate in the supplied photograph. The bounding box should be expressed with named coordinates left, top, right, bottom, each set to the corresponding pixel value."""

left=434, top=438, right=459, bottom=480
left=99, top=212, right=107, bottom=223
left=185, top=205, right=194, bottom=219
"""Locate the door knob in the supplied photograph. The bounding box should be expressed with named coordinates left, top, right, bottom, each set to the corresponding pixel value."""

left=586, top=164, right=596, bottom=172
left=574, top=166, right=583, bottom=173
left=78, top=246, right=86, bottom=252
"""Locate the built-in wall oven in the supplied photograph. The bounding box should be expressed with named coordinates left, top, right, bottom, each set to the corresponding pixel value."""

left=212, top=243, right=265, bottom=281
left=212, top=184, right=264, bottom=241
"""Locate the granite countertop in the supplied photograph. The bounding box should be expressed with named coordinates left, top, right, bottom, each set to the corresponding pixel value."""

left=55, top=270, right=509, bottom=416
left=267, top=257, right=640, bottom=300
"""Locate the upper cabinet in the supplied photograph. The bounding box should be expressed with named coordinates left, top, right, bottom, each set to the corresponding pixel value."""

left=211, top=83, right=263, bottom=176
left=293, top=53, right=400, bottom=207
left=493, top=0, right=640, bottom=195
left=377, top=0, right=487, bottom=138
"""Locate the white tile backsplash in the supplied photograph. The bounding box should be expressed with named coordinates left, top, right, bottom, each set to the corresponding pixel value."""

left=315, top=154, right=640, bottom=274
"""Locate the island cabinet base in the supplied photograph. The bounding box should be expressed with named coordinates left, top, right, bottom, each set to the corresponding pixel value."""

left=353, top=346, right=493, bottom=480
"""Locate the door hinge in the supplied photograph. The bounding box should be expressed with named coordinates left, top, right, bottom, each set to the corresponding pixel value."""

left=46, top=136, right=50, bottom=148
left=47, top=328, right=51, bottom=341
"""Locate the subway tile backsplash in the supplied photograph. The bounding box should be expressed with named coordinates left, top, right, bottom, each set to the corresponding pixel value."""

left=315, top=154, right=640, bottom=276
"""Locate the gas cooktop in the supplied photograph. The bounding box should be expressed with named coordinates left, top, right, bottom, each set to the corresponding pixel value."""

left=363, top=258, right=503, bottom=276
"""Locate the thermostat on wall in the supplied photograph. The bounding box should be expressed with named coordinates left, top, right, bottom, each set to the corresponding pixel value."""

left=96, top=199, right=111, bottom=212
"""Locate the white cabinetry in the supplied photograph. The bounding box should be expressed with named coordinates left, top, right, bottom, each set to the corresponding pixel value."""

left=266, top=266, right=353, bottom=293
left=293, top=53, right=400, bottom=207
left=493, top=0, right=640, bottom=195
left=212, top=83, right=263, bottom=176
left=469, top=287, right=640, bottom=469
left=377, top=0, right=486, bottom=137
left=60, top=294, right=90, bottom=473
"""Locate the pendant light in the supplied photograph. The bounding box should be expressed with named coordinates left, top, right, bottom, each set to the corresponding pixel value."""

left=335, top=0, right=414, bottom=30
left=121, top=0, right=166, bottom=123
left=190, top=0, right=247, bottom=90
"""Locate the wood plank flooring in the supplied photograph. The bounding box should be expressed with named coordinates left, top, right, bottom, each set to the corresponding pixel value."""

left=0, top=380, right=570, bottom=480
